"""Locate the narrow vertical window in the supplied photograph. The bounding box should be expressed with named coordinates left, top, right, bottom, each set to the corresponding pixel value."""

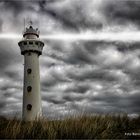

left=27, top=86, right=32, bottom=92
left=29, top=42, right=33, bottom=45
left=35, top=42, right=38, bottom=45
left=27, top=69, right=32, bottom=74
left=24, top=42, right=27, bottom=45
left=27, top=104, right=32, bottom=111
left=28, top=52, right=31, bottom=56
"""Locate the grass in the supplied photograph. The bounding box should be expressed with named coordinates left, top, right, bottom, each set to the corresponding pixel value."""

left=0, top=115, right=140, bottom=139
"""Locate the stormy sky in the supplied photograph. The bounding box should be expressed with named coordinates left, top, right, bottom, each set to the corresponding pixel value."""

left=0, top=0, right=140, bottom=118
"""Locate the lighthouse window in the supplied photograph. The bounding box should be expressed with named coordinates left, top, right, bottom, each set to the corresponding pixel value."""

left=27, top=86, right=32, bottom=92
left=29, top=42, right=33, bottom=45
left=28, top=52, right=31, bottom=56
left=27, top=69, right=32, bottom=74
left=24, top=42, right=27, bottom=45
left=27, top=104, right=32, bottom=111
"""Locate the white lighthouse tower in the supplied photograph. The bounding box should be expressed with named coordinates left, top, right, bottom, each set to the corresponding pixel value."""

left=18, top=23, right=44, bottom=121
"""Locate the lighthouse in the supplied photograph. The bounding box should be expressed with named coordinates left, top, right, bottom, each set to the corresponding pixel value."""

left=18, top=23, right=44, bottom=121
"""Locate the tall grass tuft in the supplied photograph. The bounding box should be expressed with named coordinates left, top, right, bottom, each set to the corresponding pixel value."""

left=0, top=115, right=139, bottom=139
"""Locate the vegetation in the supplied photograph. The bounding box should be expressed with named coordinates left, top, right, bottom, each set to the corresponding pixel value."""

left=0, top=115, right=140, bottom=139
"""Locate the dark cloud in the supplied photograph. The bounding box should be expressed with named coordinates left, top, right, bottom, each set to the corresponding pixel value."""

left=45, top=41, right=95, bottom=65
left=43, top=97, right=66, bottom=105
left=0, top=0, right=39, bottom=16
left=0, top=40, right=22, bottom=85
left=39, top=0, right=103, bottom=31
left=0, top=46, right=14, bottom=68
left=104, top=0, right=140, bottom=27
left=0, top=100, right=7, bottom=111
left=64, top=83, right=90, bottom=94
left=63, top=94, right=84, bottom=102
left=67, top=68, right=120, bottom=82
left=117, top=42, right=140, bottom=52
left=3, top=1, right=24, bottom=13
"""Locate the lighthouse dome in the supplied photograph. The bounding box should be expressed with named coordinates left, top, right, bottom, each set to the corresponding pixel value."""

left=23, top=25, right=39, bottom=39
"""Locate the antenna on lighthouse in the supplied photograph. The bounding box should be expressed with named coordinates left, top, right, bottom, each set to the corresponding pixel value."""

left=29, top=20, right=33, bottom=26
left=24, top=18, right=25, bottom=32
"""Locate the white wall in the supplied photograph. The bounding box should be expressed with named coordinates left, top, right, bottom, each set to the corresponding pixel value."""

left=22, top=52, right=42, bottom=121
